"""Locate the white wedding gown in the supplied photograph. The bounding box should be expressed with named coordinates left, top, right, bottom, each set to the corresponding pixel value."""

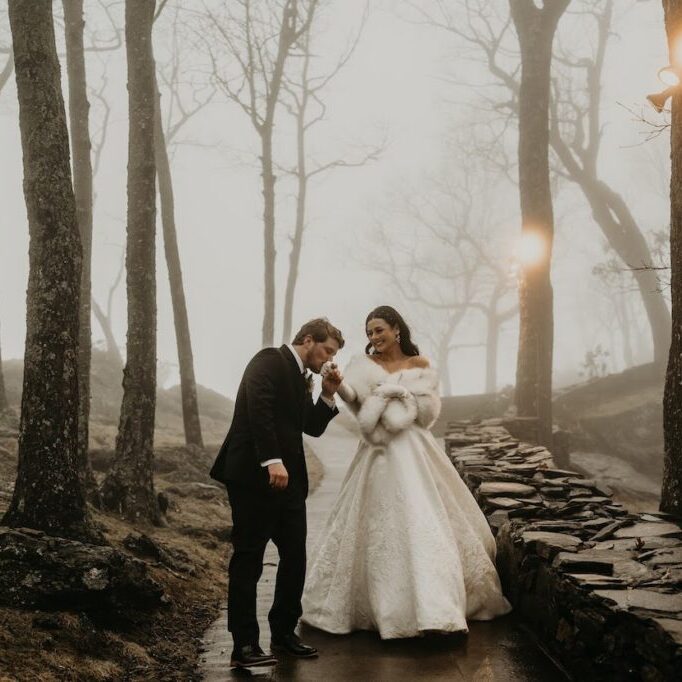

left=301, top=354, right=511, bottom=639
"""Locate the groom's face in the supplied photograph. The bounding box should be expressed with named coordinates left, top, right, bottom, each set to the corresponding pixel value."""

left=304, top=336, right=340, bottom=373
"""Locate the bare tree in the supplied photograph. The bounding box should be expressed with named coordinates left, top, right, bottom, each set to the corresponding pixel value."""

left=362, top=162, right=517, bottom=393
left=662, top=0, right=682, bottom=516
left=509, top=0, right=569, bottom=447
left=3, top=0, right=97, bottom=542
left=413, top=0, right=671, bottom=366
left=279, top=2, right=379, bottom=343
left=100, top=0, right=161, bottom=524
left=0, top=320, right=8, bottom=414
left=0, top=37, right=13, bottom=414
left=92, top=248, right=124, bottom=368
left=0, top=49, right=12, bottom=93
left=150, top=4, right=215, bottom=448
left=204, top=0, right=317, bottom=346
left=63, top=0, right=101, bottom=506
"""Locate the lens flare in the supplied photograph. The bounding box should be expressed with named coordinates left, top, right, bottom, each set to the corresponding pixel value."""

left=518, top=231, right=546, bottom=267
left=658, top=66, right=680, bottom=88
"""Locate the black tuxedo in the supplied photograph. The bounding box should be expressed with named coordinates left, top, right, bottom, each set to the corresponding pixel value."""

left=210, top=345, right=338, bottom=647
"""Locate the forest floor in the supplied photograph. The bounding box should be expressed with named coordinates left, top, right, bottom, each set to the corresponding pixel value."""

left=0, top=352, right=323, bottom=681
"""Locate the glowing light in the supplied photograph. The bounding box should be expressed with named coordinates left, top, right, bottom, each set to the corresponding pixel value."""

left=658, top=66, right=680, bottom=88
left=518, top=231, right=546, bottom=267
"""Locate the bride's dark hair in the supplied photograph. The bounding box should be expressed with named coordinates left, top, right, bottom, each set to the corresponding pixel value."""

left=365, top=306, right=420, bottom=357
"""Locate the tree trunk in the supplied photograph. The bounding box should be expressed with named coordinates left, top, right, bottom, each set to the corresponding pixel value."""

left=100, top=0, right=160, bottom=525
left=437, top=338, right=452, bottom=396
left=92, top=297, right=124, bottom=368
left=486, top=313, right=500, bottom=395
left=282, top=105, right=307, bottom=345
left=63, top=0, right=100, bottom=507
left=511, top=0, right=568, bottom=448
left=616, top=291, right=635, bottom=368
left=3, top=0, right=97, bottom=542
left=662, top=0, right=682, bottom=516
left=551, top=135, right=672, bottom=364
left=153, top=76, right=203, bottom=448
left=0, top=51, right=13, bottom=94
left=261, top=131, right=276, bottom=347
left=0, top=321, right=8, bottom=413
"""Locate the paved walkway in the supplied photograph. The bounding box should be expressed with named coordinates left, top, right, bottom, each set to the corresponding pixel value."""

left=199, top=422, right=564, bottom=681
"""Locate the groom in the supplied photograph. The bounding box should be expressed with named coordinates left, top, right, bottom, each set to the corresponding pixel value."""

left=210, top=318, right=344, bottom=669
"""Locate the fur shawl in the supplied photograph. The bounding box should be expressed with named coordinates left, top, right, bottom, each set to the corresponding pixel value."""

left=338, top=354, right=441, bottom=445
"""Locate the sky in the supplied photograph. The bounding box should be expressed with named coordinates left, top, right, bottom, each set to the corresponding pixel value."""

left=0, top=0, right=673, bottom=399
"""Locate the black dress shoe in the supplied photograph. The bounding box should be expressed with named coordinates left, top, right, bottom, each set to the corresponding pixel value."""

left=230, top=644, right=277, bottom=668
left=270, top=633, right=319, bottom=658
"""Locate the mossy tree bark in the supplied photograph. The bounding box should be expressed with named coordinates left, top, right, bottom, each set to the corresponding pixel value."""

left=662, top=0, right=682, bottom=516
left=510, top=0, right=569, bottom=448
left=100, top=0, right=160, bottom=525
left=63, top=0, right=100, bottom=507
left=2, top=0, right=97, bottom=542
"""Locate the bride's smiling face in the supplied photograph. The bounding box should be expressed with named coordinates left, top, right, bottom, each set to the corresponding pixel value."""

left=366, top=318, right=399, bottom=353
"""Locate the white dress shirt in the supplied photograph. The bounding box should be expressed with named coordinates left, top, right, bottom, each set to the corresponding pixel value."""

left=261, top=345, right=336, bottom=468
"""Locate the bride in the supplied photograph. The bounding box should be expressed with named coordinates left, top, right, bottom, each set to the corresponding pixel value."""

left=301, top=306, right=511, bottom=639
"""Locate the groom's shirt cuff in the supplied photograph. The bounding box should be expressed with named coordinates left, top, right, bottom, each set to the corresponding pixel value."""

left=320, top=394, right=336, bottom=409
left=261, top=458, right=282, bottom=467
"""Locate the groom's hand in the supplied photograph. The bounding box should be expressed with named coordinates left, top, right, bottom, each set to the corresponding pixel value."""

left=268, top=462, right=289, bottom=489
left=321, top=368, right=343, bottom=398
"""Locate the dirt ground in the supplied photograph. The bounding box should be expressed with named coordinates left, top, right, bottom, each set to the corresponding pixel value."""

left=0, top=409, right=323, bottom=681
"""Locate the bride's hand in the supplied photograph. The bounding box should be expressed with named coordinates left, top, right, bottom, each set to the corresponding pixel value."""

left=321, top=367, right=343, bottom=397
left=373, top=382, right=410, bottom=400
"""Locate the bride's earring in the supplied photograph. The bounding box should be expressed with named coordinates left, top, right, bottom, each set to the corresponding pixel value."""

left=396, top=332, right=401, bottom=343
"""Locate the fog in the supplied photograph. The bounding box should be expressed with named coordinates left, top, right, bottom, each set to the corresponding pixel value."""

left=0, top=0, right=671, bottom=399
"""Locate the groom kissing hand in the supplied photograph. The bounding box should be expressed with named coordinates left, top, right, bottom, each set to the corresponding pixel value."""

left=268, top=344, right=342, bottom=492
left=210, top=318, right=344, bottom=669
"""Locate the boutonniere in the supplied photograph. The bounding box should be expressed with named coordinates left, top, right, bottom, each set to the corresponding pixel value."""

left=304, top=371, right=314, bottom=394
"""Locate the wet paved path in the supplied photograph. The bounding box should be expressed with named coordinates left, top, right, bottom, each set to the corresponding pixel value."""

left=200, top=422, right=565, bottom=681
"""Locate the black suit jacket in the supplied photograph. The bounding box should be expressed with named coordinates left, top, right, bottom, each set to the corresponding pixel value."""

left=210, top=345, right=338, bottom=498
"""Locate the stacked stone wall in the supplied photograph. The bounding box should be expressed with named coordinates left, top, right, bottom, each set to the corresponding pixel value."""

left=446, top=419, right=682, bottom=680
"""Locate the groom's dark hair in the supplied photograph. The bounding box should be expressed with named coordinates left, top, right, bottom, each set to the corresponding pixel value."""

left=292, top=318, right=345, bottom=348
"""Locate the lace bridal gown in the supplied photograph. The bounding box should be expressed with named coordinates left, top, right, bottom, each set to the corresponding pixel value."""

left=301, top=354, right=511, bottom=639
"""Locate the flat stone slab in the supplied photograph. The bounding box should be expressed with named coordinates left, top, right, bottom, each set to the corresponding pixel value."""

left=594, top=589, right=682, bottom=615
left=640, top=548, right=682, bottom=567
left=613, top=522, right=682, bottom=539
left=567, top=573, right=629, bottom=590
left=595, top=537, right=682, bottom=552
left=486, top=497, right=526, bottom=510
left=653, top=618, right=682, bottom=645
left=522, top=532, right=582, bottom=559
left=554, top=551, right=648, bottom=579
left=479, top=482, right=537, bottom=497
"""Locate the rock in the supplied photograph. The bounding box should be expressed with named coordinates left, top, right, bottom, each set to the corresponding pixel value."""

left=553, top=550, right=642, bottom=577
left=568, top=496, right=613, bottom=506
left=653, top=618, right=682, bottom=646
left=165, top=481, right=224, bottom=500
left=613, top=522, right=682, bottom=540
left=123, top=533, right=195, bottom=574
left=567, top=573, right=629, bottom=589
left=640, top=548, right=682, bottom=567
left=478, top=481, right=537, bottom=497
left=593, top=589, right=682, bottom=615
left=521, top=531, right=582, bottom=559
left=487, top=510, right=510, bottom=531
left=591, top=520, right=632, bottom=542
left=539, top=468, right=583, bottom=479
left=0, top=528, right=163, bottom=612
left=485, top=497, right=526, bottom=510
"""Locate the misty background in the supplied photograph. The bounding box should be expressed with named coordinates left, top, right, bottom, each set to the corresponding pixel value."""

left=0, top=0, right=671, bottom=399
